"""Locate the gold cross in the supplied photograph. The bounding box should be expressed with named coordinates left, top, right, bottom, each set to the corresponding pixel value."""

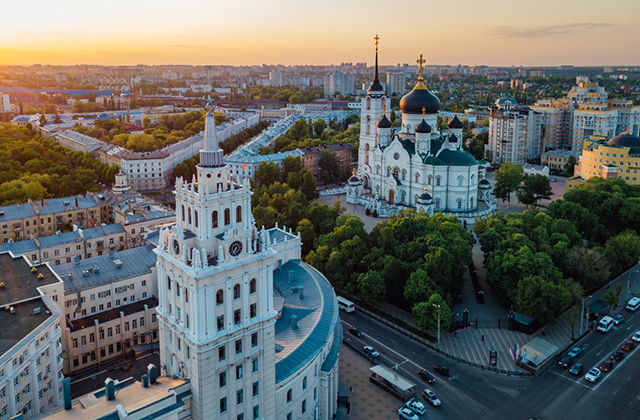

left=374, top=34, right=380, bottom=50
left=422, top=107, right=426, bottom=117
left=383, top=103, right=387, bottom=114
left=417, top=54, right=426, bottom=78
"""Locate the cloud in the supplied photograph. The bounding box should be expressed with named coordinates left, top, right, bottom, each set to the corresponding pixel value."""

left=493, top=23, right=614, bottom=38
left=20, top=31, right=31, bottom=33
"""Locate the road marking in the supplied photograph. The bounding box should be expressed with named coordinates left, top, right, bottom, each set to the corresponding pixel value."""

left=596, top=350, right=604, bottom=356
left=613, top=390, right=617, bottom=395
left=548, top=370, right=592, bottom=390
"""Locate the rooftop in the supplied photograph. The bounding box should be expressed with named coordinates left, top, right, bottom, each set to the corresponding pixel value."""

left=67, top=297, right=158, bottom=332
left=52, top=246, right=157, bottom=294
left=0, top=297, right=53, bottom=355
left=0, top=253, right=60, bottom=306
left=273, top=259, right=339, bottom=384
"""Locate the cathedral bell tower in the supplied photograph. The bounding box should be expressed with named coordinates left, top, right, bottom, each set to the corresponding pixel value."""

left=154, top=97, right=278, bottom=420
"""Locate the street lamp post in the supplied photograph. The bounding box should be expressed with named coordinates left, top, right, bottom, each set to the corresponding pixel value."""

left=627, top=270, right=639, bottom=296
left=433, top=304, right=441, bottom=350
left=581, top=295, right=592, bottom=335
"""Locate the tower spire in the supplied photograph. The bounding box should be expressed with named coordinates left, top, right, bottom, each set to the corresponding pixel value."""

left=367, top=34, right=384, bottom=93
left=200, top=96, right=224, bottom=167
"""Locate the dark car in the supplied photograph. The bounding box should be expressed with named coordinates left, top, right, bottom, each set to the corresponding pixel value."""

left=569, top=363, right=583, bottom=375
left=613, top=314, right=624, bottom=326
left=611, top=351, right=624, bottom=361
left=599, top=359, right=614, bottom=372
left=622, top=339, right=635, bottom=351
left=418, top=369, right=435, bottom=384
left=433, top=365, right=450, bottom=377
left=489, top=350, right=497, bottom=367
left=558, top=356, right=574, bottom=368
left=349, top=326, right=363, bottom=337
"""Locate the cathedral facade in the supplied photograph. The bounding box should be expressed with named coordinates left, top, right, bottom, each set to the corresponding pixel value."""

left=154, top=102, right=341, bottom=420
left=352, top=42, right=491, bottom=215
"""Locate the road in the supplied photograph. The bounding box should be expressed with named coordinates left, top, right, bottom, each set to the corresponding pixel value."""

left=342, top=308, right=640, bottom=420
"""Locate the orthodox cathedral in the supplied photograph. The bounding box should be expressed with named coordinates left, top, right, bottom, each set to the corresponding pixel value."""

left=348, top=38, right=492, bottom=215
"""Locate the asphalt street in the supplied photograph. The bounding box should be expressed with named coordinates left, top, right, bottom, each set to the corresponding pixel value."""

left=342, top=308, right=640, bottom=420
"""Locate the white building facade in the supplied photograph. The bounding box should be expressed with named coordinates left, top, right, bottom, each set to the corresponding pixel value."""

left=487, top=98, right=542, bottom=165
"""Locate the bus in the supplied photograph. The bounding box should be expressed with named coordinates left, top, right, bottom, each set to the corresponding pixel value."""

left=337, top=296, right=355, bottom=313
left=597, top=316, right=614, bottom=333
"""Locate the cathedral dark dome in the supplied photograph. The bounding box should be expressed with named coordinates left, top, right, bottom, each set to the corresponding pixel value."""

left=448, top=115, right=464, bottom=129
left=415, top=118, right=431, bottom=133
left=377, top=114, right=392, bottom=128
left=400, top=85, right=441, bottom=114
left=606, top=134, right=640, bottom=148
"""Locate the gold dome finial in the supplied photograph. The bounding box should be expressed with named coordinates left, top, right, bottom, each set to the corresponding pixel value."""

left=422, top=107, right=426, bottom=118
left=415, top=54, right=427, bottom=90
left=374, top=34, right=380, bottom=51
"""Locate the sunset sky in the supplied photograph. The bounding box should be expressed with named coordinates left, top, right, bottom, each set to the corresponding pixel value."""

left=2, top=0, right=639, bottom=67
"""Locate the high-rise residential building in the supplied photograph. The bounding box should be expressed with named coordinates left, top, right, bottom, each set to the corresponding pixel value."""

left=154, top=108, right=341, bottom=420
left=487, top=98, right=542, bottom=165
left=386, top=69, right=406, bottom=95
left=269, top=70, right=283, bottom=87
left=323, top=71, right=355, bottom=97
left=531, top=77, right=640, bottom=154
left=0, top=93, right=11, bottom=122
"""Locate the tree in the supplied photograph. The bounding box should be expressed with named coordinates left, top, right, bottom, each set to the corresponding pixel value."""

left=604, top=230, right=640, bottom=277
left=565, top=155, right=577, bottom=175
left=516, top=174, right=552, bottom=207
left=515, top=275, right=573, bottom=324
left=313, top=119, right=328, bottom=137
left=357, top=271, right=387, bottom=304
left=255, top=161, right=282, bottom=187
left=566, top=305, right=579, bottom=340
left=603, top=289, right=619, bottom=313
left=301, top=169, right=318, bottom=200
left=296, top=218, right=316, bottom=256
left=494, top=162, right=523, bottom=202
left=282, top=155, right=303, bottom=181
left=319, top=149, right=339, bottom=181
left=412, top=293, right=452, bottom=332
left=258, top=145, right=274, bottom=155
left=404, top=269, right=438, bottom=304
left=564, top=247, right=609, bottom=292
left=39, top=115, right=47, bottom=127
left=53, top=114, right=62, bottom=124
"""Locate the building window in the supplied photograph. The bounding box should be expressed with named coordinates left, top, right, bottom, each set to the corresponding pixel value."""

left=219, top=372, right=227, bottom=388
left=219, top=346, right=226, bottom=361
left=220, top=397, right=227, bottom=414
left=234, top=309, right=241, bottom=325
left=217, top=316, right=224, bottom=331
left=401, top=169, right=406, bottom=181
left=235, top=339, right=242, bottom=354
left=167, top=277, right=171, bottom=290
left=212, top=211, right=218, bottom=228
left=250, top=303, right=256, bottom=318
left=252, top=381, right=259, bottom=397
left=237, top=389, right=244, bottom=405
left=457, top=198, right=462, bottom=209
left=415, top=172, right=420, bottom=183
left=236, top=364, right=243, bottom=380
left=224, top=208, right=231, bottom=225
left=287, top=389, right=292, bottom=403
left=234, top=284, right=241, bottom=299
left=252, top=358, right=258, bottom=372
left=249, top=279, right=256, bottom=294
left=458, top=176, right=463, bottom=187
left=194, top=210, right=198, bottom=228
left=216, top=290, right=224, bottom=305
left=436, top=176, right=441, bottom=186
left=181, top=205, right=185, bottom=222
left=251, top=332, right=258, bottom=347
left=428, top=175, right=432, bottom=185
left=236, top=206, right=242, bottom=223
left=302, top=399, right=306, bottom=414
left=303, top=376, right=307, bottom=390
left=253, top=405, right=259, bottom=419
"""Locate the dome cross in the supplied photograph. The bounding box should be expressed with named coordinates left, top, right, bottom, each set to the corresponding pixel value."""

left=417, top=54, right=426, bottom=79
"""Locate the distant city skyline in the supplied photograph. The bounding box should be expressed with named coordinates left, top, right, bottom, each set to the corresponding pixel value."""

left=2, top=0, right=640, bottom=67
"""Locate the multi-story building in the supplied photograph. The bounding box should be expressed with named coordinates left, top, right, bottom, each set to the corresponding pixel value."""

left=0, top=195, right=110, bottom=244
left=0, top=253, right=66, bottom=419
left=0, top=93, right=11, bottom=122
left=300, top=143, right=355, bottom=179
left=487, top=98, right=542, bottom=165
left=541, top=149, right=575, bottom=172
left=570, top=133, right=640, bottom=188
left=154, top=109, right=341, bottom=420
left=324, top=71, right=355, bottom=97
left=52, top=246, right=159, bottom=375
left=386, top=69, right=406, bottom=95
left=269, top=70, right=283, bottom=87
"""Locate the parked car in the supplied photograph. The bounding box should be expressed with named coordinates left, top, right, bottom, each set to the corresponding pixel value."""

left=398, top=407, right=419, bottom=420
left=489, top=350, right=497, bottom=367
left=622, top=339, right=635, bottom=351
left=559, top=356, right=573, bottom=368
left=569, top=363, right=583, bottom=375
left=568, top=347, right=582, bottom=358
left=422, top=388, right=441, bottom=407
left=611, top=351, right=624, bottom=361
left=363, top=346, right=379, bottom=358
left=613, top=314, right=624, bottom=326
left=585, top=367, right=601, bottom=383
left=632, top=331, right=640, bottom=343
left=405, top=398, right=426, bottom=415
left=599, top=359, right=614, bottom=372
left=418, top=369, right=435, bottom=384
left=433, top=365, right=450, bottom=377
left=349, top=326, right=363, bottom=337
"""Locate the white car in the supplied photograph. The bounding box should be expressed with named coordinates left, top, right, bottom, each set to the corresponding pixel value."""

left=632, top=331, right=640, bottom=343
left=585, top=367, right=601, bottom=383
left=363, top=346, right=379, bottom=358
left=568, top=347, right=582, bottom=358
left=405, top=398, right=426, bottom=415
left=398, top=407, right=419, bottom=420
left=422, top=388, right=441, bottom=407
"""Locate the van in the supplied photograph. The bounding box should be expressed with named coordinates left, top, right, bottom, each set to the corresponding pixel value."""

left=597, top=316, right=614, bottom=333
left=337, top=296, right=355, bottom=313
left=626, top=297, right=640, bottom=312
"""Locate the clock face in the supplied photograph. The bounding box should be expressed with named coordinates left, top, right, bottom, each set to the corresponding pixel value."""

left=229, top=240, right=243, bottom=257
left=173, top=239, right=180, bottom=256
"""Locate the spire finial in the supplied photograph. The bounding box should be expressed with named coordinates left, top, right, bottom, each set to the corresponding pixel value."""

left=374, top=34, right=380, bottom=51
left=417, top=54, right=426, bottom=80
left=383, top=103, right=387, bottom=115
left=422, top=107, right=426, bottom=118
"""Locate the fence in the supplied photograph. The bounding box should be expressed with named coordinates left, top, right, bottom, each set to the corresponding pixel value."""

left=355, top=306, right=536, bottom=377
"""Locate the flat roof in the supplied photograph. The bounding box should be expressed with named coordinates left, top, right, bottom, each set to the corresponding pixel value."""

left=0, top=297, right=53, bottom=355
left=0, top=252, right=60, bottom=306
left=67, top=297, right=158, bottom=332
left=52, top=246, right=157, bottom=294
left=370, top=365, right=417, bottom=391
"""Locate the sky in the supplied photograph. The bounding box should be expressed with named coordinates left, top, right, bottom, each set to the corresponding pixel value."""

left=1, top=0, right=639, bottom=67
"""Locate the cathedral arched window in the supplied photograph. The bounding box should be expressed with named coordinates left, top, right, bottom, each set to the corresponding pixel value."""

left=471, top=174, right=475, bottom=184
left=435, top=198, right=441, bottom=209
left=365, top=144, right=370, bottom=165
left=216, top=290, right=223, bottom=305
left=457, top=198, right=463, bottom=209
left=401, top=169, right=406, bottom=181
left=458, top=176, right=464, bottom=187
left=386, top=166, right=391, bottom=177
left=366, top=97, right=371, bottom=110
left=400, top=190, right=406, bottom=203
left=470, top=197, right=474, bottom=208
left=188, top=208, right=192, bottom=225
left=212, top=211, right=218, bottom=228
left=181, top=205, right=185, bottom=222
left=167, top=276, right=171, bottom=290
left=415, top=173, right=420, bottom=183
left=428, top=175, right=432, bottom=186
left=233, top=284, right=241, bottom=300
left=436, top=176, right=441, bottom=186
left=250, top=279, right=256, bottom=294
left=366, top=116, right=370, bottom=135
left=392, top=167, right=399, bottom=179
left=224, top=208, right=230, bottom=225
left=194, top=210, right=198, bottom=228
left=376, top=165, right=380, bottom=175
left=236, top=206, right=242, bottom=223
